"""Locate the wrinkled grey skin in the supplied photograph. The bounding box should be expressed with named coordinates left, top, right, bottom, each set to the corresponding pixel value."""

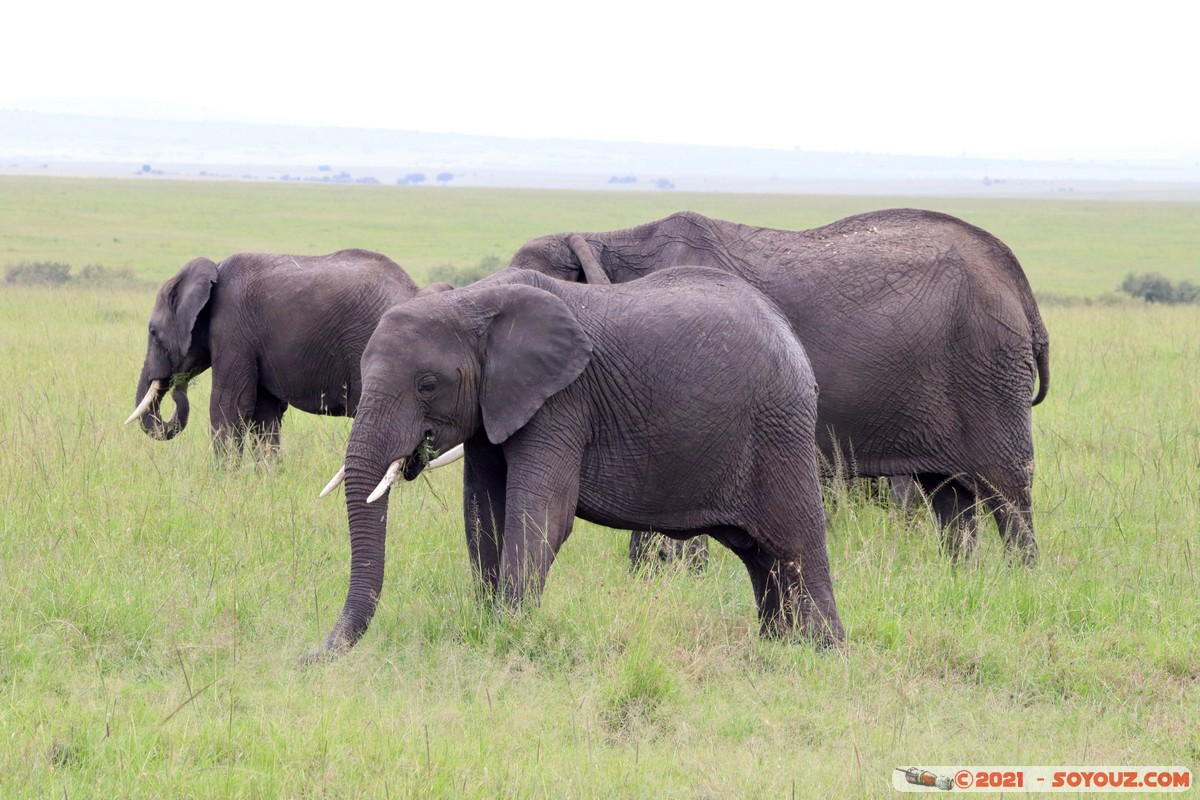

left=132, top=249, right=441, bottom=458
left=508, top=209, right=1049, bottom=563
left=311, top=267, right=843, bottom=659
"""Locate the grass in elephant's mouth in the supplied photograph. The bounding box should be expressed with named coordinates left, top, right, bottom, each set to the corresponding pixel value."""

left=417, top=436, right=440, bottom=466
left=168, top=372, right=195, bottom=391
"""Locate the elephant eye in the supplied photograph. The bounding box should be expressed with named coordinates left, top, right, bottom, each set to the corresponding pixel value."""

left=417, top=374, right=438, bottom=395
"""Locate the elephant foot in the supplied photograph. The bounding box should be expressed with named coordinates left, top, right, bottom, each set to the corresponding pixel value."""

left=756, top=609, right=844, bottom=650
left=941, top=525, right=979, bottom=563
left=1006, top=537, right=1038, bottom=567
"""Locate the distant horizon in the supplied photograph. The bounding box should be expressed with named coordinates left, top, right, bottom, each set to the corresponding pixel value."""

left=5, top=108, right=1200, bottom=202
left=5, top=105, right=1198, bottom=167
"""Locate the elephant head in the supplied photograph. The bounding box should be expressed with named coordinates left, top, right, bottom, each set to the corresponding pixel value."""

left=313, top=282, right=591, bottom=657
left=126, top=257, right=218, bottom=439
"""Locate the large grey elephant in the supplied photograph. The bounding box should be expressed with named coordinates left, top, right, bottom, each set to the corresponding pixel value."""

left=507, top=209, right=1050, bottom=563
left=126, top=249, right=447, bottom=458
left=310, top=267, right=844, bottom=659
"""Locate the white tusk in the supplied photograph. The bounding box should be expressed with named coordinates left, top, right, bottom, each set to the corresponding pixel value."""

left=125, top=379, right=163, bottom=424
left=366, top=458, right=405, bottom=504
left=427, top=443, right=465, bottom=469
left=319, top=465, right=345, bottom=498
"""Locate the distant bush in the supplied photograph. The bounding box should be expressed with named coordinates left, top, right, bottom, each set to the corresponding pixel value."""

left=1118, top=272, right=1200, bottom=304
left=436, top=172, right=454, bottom=184
left=74, top=264, right=143, bottom=287
left=5, top=261, right=146, bottom=288
left=1034, top=291, right=1137, bottom=308
left=428, top=255, right=503, bottom=287
left=5, top=261, right=72, bottom=285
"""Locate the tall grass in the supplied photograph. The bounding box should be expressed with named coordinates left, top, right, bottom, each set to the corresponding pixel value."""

left=0, top=182, right=1197, bottom=797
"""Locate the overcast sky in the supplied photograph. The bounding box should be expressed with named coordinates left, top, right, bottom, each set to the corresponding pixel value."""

left=3, top=1, right=1193, bottom=161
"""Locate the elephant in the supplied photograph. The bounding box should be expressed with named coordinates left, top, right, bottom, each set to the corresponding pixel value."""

left=310, top=266, right=844, bottom=659
left=506, top=209, right=1050, bottom=564
left=126, top=249, right=450, bottom=458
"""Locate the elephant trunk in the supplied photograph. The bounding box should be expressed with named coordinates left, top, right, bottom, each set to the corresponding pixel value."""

left=133, top=370, right=190, bottom=440
left=315, top=416, right=396, bottom=657
left=567, top=234, right=609, bottom=285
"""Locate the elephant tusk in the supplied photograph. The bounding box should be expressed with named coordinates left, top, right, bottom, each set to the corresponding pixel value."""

left=366, top=458, right=406, bottom=504
left=125, top=379, right=163, bottom=424
left=319, top=465, right=345, bottom=498
left=427, top=443, right=465, bottom=469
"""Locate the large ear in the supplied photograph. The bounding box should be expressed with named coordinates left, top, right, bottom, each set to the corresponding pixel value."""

left=476, top=284, right=593, bottom=444
left=168, top=257, right=218, bottom=355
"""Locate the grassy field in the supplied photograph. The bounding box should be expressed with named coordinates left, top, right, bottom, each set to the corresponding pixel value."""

left=4, top=175, right=1199, bottom=295
left=1, top=177, right=1197, bottom=797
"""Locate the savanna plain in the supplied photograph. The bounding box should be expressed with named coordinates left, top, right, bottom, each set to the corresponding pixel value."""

left=0, top=177, right=1197, bottom=798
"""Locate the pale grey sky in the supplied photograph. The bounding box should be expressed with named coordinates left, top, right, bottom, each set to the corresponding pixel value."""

left=3, top=0, right=1194, bottom=161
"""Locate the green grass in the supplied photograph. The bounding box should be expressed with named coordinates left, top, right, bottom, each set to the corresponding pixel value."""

left=1, top=178, right=1198, bottom=797
left=4, top=175, right=1198, bottom=295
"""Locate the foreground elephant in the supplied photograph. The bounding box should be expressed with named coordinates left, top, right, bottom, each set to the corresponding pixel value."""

left=311, top=267, right=844, bottom=659
left=127, top=249, right=447, bottom=458
left=509, top=209, right=1050, bottom=562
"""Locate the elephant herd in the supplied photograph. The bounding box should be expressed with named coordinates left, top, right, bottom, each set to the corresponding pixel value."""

left=126, top=208, right=1049, bottom=660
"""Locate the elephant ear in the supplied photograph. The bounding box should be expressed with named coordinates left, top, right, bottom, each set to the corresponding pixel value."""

left=164, top=257, right=218, bottom=355
left=477, top=284, right=593, bottom=444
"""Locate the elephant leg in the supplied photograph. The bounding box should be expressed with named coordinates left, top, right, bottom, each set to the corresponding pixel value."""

left=628, top=530, right=656, bottom=567
left=712, top=529, right=840, bottom=647
left=248, top=390, right=287, bottom=462
left=679, top=535, right=709, bottom=569
left=496, top=444, right=583, bottom=610
left=463, top=437, right=507, bottom=599
left=629, top=530, right=709, bottom=571
left=209, top=360, right=258, bottom=460
left=888, top=475, right=919, bottom=511
left=915, top=473, right=979, bottom=561
left=716, top=532, right=790, bottom=636
left=750, top=435, right=844, bottom=645
left=981, top=477, right=1037, bottom=565
left=712, top=446, right=843, bottom=647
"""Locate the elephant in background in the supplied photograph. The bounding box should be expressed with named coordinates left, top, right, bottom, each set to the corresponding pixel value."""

left=127, top=249, right=449, bottom=458
left=508, top=209, right=1050, bottom=563
left=311, top=267, right=843, bottom=659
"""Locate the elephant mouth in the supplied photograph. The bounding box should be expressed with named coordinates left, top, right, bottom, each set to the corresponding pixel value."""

left=401, top=449, right=426, bottom=481
left=364, top=435, right=441, bottom=503
left=322, top=438, right=464, bottom=501
left=401, top=435, right=442, bottom=482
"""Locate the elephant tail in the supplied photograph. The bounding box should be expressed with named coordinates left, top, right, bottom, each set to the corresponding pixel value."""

left=1031, top=339, right=1050, bottom=405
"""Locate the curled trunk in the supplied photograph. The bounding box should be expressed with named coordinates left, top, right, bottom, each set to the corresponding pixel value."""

left=134, top=371, right=189, bottom=440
